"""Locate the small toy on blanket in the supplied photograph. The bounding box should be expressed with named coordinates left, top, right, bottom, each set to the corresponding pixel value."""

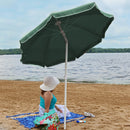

left=84, top=112, right=95, bottom=117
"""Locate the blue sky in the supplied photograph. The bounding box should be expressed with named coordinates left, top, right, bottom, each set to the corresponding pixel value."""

left=0, top=0, right=130, bottom=49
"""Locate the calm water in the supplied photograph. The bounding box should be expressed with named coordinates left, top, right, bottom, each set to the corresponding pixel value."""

left=0, top=53, right=130, bottom=84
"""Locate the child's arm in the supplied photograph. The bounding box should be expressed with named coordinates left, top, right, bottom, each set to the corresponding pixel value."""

left=55, top=105, right=63, bottom=113
left=44, top=92, right=52, bottom=113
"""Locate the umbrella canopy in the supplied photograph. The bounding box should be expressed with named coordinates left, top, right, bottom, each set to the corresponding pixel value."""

left=20, top=2, right=114, bottom=67
left=20, top=2, right=114, bottom=129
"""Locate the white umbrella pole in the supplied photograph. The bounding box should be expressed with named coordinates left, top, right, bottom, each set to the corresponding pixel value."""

left=64, top=40, right=68, bottom=130
left=55, top=21, right=68, bottom=130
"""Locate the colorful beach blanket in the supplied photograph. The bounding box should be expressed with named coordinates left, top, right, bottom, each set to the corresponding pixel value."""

left=6, top=112, right=86, bottom=129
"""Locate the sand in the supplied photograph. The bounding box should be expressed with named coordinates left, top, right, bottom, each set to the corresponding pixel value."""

left=0, top=80, right=130, bottom=130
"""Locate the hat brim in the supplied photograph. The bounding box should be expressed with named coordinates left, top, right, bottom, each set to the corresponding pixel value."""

left=40, top=84, right=56, bottom=91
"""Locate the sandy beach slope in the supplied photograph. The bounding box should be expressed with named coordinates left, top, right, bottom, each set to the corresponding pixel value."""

left=0, top=80, right=130, bottom=130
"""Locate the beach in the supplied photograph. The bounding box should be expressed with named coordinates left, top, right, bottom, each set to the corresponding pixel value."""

left=0, top=80, right=130, bottom=130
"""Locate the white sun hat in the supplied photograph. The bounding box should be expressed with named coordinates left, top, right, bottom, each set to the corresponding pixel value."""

left=40, top=76, right=60, bottom=91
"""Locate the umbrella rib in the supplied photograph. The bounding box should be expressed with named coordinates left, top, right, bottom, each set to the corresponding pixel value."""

left=67, top=23, right=102, bottom=38
left=42, top=37, right=52, bottom=66
left=42, top=29, right=63, bottom=66
left=57, top=12, right=103, bottom=39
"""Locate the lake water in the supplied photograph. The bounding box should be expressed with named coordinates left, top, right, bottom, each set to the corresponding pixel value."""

left=0, top=53, right=130, bottom=84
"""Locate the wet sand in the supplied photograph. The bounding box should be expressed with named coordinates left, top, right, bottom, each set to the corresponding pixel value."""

left=0, top=80, right=130, bottom=130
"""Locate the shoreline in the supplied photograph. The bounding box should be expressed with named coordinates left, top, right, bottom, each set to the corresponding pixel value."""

left=0, top=79, right=130, bottom=85
left=0, top=80, right=130, bottom=130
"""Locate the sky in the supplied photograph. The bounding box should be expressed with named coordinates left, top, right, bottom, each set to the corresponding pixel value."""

left=0, top=0, right=130, bottom=49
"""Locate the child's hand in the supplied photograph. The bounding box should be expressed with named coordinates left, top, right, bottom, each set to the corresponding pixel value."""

left=55, top=105, right=63, bottom=113
left=59, top=109, right=63, bottom=113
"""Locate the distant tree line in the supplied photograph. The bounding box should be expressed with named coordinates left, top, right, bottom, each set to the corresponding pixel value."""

left=0, top=48, right=130, bottom=55
left=87, top=48, right=130, bottom=53
left=0, top=48, right=22, bottom=55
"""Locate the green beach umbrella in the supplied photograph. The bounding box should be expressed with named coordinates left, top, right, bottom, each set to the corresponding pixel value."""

left=20, top=2, right=114, bottom=129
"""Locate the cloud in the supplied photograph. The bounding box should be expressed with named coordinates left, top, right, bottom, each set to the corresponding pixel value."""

left=102, top=0, right=130, bottom=16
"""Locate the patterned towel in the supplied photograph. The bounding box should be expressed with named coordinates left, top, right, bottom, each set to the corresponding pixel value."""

left=6, top=112, right=86, bottom=129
